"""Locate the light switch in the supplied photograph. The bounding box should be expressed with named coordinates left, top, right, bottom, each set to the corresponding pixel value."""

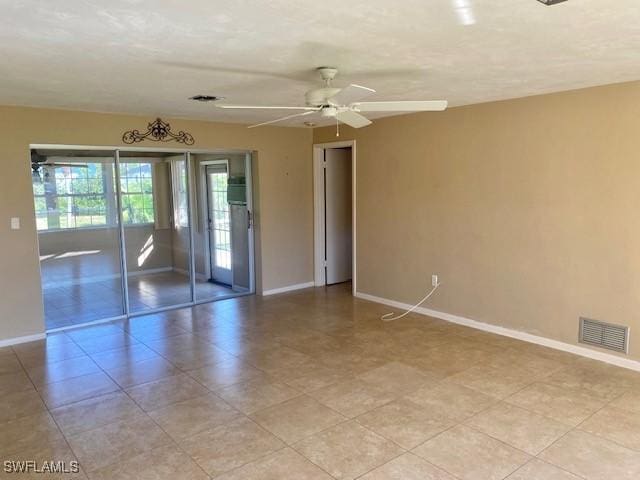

left=10, top=217, right=20, bottom=230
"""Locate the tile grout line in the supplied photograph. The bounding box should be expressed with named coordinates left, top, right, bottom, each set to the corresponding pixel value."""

left=569, top=388, right=640, bottom=454
left=526, top=456, right=589, bottom=480
left=404, top=374, right=580, bottom=480
left=6, top=290, right=640, bottom=480
left=527, top=383, right=630, bottom=479
left=11, top=336, right=93, bottom=478
left=286, top=416, right=399, bottom=480
left=92, top=325, right=347, bottom=479
left=78, top=336, right=214, bottom=479
left=353, top=452, right=466, bottom=480
left=44, top=325, right=222, bottom=478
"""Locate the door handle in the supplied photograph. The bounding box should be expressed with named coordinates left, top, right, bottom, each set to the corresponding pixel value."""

left=247, top=210, right=252, bottom=229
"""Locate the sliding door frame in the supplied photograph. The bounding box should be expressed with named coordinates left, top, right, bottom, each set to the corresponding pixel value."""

left=114, top=150, right=131, bottom=315
left=245, top=152, right=256, bottom=294
left=186, top=152, right=197, bottom=304
left=31, top=144, right=256, bottom=331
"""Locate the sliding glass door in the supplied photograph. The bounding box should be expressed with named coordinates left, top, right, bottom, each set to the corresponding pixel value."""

left=32, top=147, right=254, bottom=331
left=33, top=149, right=125, bottom=329
left=192, top=153, right=254, bottom=302
left=119, top=152, right=193, bottom=313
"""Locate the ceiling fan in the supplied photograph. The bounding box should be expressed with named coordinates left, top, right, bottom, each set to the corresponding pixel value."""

left=216, top=67, right=448, bottom=132
left=31, top=152, right=87, bottom=182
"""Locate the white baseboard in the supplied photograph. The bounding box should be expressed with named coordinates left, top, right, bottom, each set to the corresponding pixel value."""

left=0, top=332, right=47, bottom=348
left=129, top=266, right=173, bottom=277
left=46, top=314, right=128, bottom=335
left=262, top=281, right=315, bottom=296
left=355, top=291, right=640, bottom=373
left=173, top=267, right=207, bottom=281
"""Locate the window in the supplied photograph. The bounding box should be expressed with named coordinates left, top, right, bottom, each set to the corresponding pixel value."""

left=33, top=160, right=155, bottom=231
left=119, top=162, right=154, bottom=225
left=33, top=164, right=108, bottom=231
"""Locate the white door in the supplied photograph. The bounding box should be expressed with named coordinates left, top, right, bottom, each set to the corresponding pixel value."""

left=206, top=163, right=233, bottom=285
left=325, top=148, right=352, bottom=284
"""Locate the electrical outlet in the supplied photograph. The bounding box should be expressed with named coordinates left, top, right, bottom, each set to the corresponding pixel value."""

left=10, top=217, right=20, bottom=230
left=431, top=274, right=439, bottom=287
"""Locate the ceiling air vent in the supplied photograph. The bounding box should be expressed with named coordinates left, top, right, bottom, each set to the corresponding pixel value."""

left=579, top=317, right=629, bottom=353
left=537, top=0, right=568, bottom=5
left=190, top=95, right=224, bottom=102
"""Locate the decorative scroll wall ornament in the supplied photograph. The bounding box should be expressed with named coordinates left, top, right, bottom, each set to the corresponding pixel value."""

left=122, top=118, right=195, bottom=145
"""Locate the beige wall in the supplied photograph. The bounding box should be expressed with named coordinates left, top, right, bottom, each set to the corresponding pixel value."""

left=315, top=81, right=640, bottom=361
left=0, top=106, right=313, bottom=341
left=4, top=80, right=639, bottom=361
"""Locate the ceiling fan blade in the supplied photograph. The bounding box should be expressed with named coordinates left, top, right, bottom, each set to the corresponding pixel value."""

left=335, top=110, right=372, bottom=129
left=247, top=110, right=317, bottom=129
left=328, top=84, right=376, bottom=106
left=218, top=105, right=319, bottom=111
left=353, top=100, right=448, bottom=112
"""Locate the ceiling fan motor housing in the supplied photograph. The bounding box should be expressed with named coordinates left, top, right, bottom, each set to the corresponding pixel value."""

left=317, top=67, right=338, bottom=82
left=320, top=106, right=338, bottom=118
left=305, top=87, right=341, bottom=107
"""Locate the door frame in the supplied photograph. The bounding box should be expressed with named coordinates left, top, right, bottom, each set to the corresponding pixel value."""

left=312, top=140, right=356, bottom=294
left=243, top=153, right=256, bottom=294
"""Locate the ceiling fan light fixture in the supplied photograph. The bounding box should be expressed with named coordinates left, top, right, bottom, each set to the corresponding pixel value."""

left=31, top=165, right=42, bottom=183
left=190, top=95, right=225, bottom=102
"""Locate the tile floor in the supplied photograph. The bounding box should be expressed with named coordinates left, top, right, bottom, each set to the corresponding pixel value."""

left=43, top=272, right=237, bottom=329
left=2, top=283, right=640, bottom=479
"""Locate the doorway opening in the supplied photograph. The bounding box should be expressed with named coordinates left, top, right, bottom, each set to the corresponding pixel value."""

left=196, top=153, right=252, bottom=297
left=313, top=141, right=356, bottom=292
left=30, top=145, right=255, bottom=331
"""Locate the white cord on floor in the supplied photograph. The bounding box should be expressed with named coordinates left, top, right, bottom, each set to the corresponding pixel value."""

left=381, top=282, right=441, bottom=322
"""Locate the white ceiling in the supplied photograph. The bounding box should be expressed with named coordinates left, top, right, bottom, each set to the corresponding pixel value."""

left=1, top=0, right=639, bottom=127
